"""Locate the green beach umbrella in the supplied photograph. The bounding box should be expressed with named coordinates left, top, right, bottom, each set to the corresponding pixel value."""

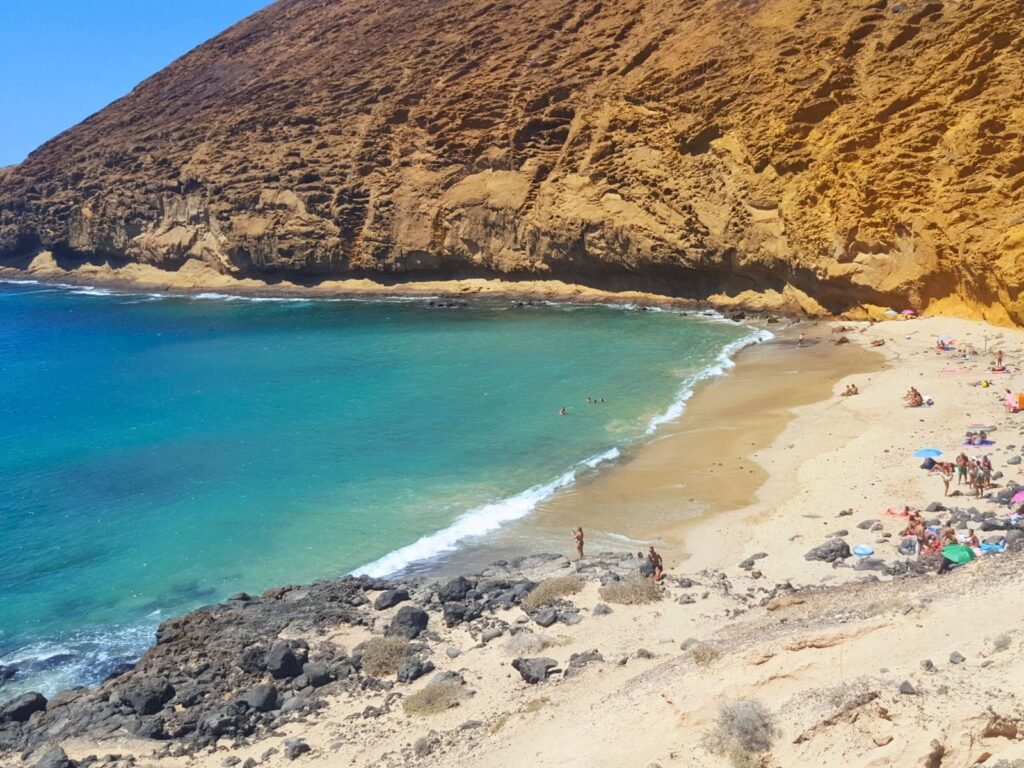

left=941, top=544, right=976, bottom=564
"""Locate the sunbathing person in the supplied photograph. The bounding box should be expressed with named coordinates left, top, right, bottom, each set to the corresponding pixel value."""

left=904, top=387, right=924, bottom=407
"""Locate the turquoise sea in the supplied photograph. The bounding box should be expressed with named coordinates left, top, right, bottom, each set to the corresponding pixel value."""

left=0, top=280, right=763, bottom=698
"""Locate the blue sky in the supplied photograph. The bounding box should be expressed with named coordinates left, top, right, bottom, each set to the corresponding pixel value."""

left=0, top=1, right=271, bottom=166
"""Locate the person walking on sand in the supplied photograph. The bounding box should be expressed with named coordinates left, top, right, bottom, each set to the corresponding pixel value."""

left=571, top=527, right=584, bottom=560
left=956, top=452, right=969, bottom=486
left=798, top=332, right=805, bottom=347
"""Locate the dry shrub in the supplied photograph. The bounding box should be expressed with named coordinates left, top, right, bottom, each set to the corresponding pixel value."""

left=689, top=642, right=721, bottom=667
left=359, top=637, right=409, bottom=676
left=521, top=576, right=583, bottom=610
left=522, top=696, right=550, bottom=713
left=403, top=679, right=465, bottom=716
left=598, top=576, right=663, bottom=605
left=702, top=699, right=778, bottom=768
left=991, top=634, right=1012, bottom=654
left=501, top=631, right=559, bottom=657
left=489, top=713, right=511, bottom=734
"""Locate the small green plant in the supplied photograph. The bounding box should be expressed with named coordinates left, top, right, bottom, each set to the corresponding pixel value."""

left=521, top=576, right=584, bottom=610
left=359, top=637, right=409, bottom=676
left=403, top=679, right=465, bottom=715
left=702, top=699, right=778, bottom=768
left=598, top=576, right=663, bottom=605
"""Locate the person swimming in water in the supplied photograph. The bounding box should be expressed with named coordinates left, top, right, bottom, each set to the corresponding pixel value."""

left=559, top=407, right=567, bottom=416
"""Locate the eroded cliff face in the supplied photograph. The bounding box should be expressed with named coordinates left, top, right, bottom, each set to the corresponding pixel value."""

left=0, top=0, right=1022, bottom=318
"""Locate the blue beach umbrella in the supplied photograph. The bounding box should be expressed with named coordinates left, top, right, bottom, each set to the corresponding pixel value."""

left=913, top=448, right=942, bottom=459
left=884, top=309, right=899, bottom=315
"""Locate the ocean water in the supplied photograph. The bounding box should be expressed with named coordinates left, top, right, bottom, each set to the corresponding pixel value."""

left=0, top=280, right=762, bottom=698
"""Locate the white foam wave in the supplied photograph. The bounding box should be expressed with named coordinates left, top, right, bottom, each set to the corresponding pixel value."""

left=352, top=447, right=622, bottom=578
left=0, top=621, right=156, bottom=700
left=644, top=325, right=773, bottom=435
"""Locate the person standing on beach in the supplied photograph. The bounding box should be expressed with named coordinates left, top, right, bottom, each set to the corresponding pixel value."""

left=798, top=332, right=805, bottom=347
left=956, top=452, right=968, bottom=486
left=571, top=527, right=584, bottom=560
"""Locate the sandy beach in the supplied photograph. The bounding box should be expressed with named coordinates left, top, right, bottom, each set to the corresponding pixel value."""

left=10, top=298, right=1024, bottom=768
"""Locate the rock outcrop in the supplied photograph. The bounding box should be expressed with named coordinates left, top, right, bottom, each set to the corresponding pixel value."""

left=1, top=0, right=1022, bottom=319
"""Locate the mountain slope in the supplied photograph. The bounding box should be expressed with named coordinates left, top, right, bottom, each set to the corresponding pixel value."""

left=1, top=0, right=1022, bottom=318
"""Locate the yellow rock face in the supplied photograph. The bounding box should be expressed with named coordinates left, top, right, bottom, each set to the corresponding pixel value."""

left=0, top=0, right=1021, bottom=318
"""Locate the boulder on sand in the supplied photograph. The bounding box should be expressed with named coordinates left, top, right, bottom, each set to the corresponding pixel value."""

left=436, top=576, right=474, bottom=603
left=511, top=657, right=558, bottom=684
left=242, top=683, right=279, bottom=712
left=32, top=745, right=73, bottom=768
left=372, top=589, right=410, bottom=611
left=388, top=606, right=429, bottom=639
left=804, top=539, right=851, bottom=562
left=265, top=642, right=305, bottom=679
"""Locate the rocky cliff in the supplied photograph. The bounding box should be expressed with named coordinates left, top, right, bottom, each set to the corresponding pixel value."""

left=1, top=0, right=1022, bottom=318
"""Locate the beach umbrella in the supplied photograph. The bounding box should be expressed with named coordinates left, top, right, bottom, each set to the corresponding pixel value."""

left=966, top=424, right=996, bottom=432
left=1011, top=490, right=1024, bottom=503
left=852, top=544, right=874, bottom=558
left=938, top=335, right=952, bottom=341
left=884, top=309, right=898, bottom=315
left=941, top=543, right=976, bottom=564
left=901, top=309, right=916, bottom=315
left=913, top=448, right=942, bottom=459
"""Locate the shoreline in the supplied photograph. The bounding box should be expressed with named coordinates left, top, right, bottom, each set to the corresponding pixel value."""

left=7, top=316, right=1024, bottom=767
left=0, top=276, right=775, bottom=700
left=0, top=252, right=825, bottom=317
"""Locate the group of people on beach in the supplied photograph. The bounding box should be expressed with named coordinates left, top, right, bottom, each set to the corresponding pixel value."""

left=928, top=452, right=993, bottom=498
left=570, top=527, right=665, bottom=581
left=903, top=387, right=931, bottom=408
left=899, top=508, right=981, bottom=558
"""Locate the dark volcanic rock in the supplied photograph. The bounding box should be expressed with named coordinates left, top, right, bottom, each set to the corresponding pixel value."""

left=532, top=608, right=558, bottom=628
left=373, top=589, right=410, bottom=611
left=33, top=745, right=73, bottom=768
left=284, top=738, right=311, bottom=760
left=242, top=683, right=279, bottom=712
left=804, top=539, right=851, bottom=563
left=301, top=662, right=331, bottom=688
left=388, top=606, right=429, bottom=639
left=0, top=691, right=47, bottom=723
left=396, top=658, right=435, bottom=684
left=123, top=678, right=174, bottom=715
left=436, top=576, right=474, bottom=604
left=511, top=657, right=557, bottom=684
left=265, top=642, right=305, bottom=679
